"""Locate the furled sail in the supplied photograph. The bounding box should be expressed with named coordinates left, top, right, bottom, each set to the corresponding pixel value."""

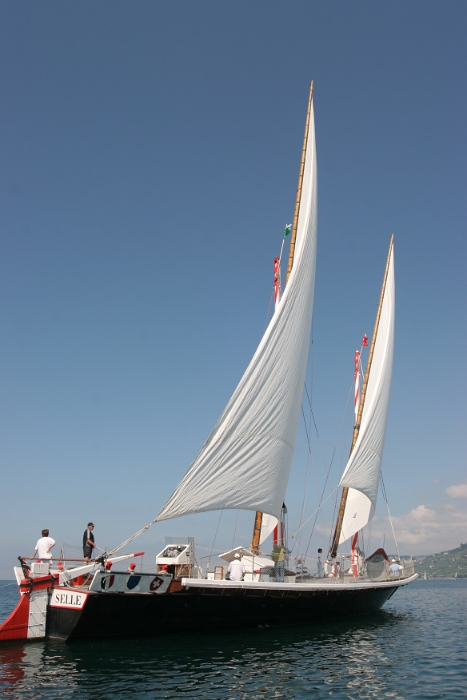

left=338, top=246, right=395, bottom=543
left=157, top=103, right=318, bottom=523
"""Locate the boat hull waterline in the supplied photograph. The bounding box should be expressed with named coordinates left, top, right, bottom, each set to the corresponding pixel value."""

left=0, top=575, right=416, bottom=642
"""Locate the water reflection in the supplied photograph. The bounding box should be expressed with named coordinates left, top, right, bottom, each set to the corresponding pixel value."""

left=0, top=645, right=26, bottom=688
left=0, top=611, right=413, bottom=699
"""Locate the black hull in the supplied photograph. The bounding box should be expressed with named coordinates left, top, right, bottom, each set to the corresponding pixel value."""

left=47, top=584, right=399, bottom=641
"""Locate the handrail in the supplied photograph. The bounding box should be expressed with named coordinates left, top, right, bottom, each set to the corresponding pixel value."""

left=22, top=557, right=94, bottom=562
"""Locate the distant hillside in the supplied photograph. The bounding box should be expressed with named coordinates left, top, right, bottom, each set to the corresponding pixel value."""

left=413, top=543, right=467, bottom=578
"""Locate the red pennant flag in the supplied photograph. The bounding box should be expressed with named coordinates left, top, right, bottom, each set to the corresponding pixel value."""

left=362, top=334, right=368, bottom=347
left=273, top=257, right=280, bottom=307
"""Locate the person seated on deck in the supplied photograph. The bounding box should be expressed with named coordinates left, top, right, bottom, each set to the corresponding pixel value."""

left=389, top=559, right=403, bottom=577
left=226, top=553, right=245, bottom=581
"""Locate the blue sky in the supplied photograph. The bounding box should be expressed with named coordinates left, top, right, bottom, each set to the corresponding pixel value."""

left=0, top=1, right=465, bottom=575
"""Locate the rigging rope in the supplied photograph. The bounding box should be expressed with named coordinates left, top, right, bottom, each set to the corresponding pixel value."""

left=231, top=510, right=239, bottom=549
left=107, top=520, right=156, bottom=557
left=380, top=473, right=400, bottom=559
left=297, top=330, right=316, bottom=551
left=301, top=376, right=355, bottom=559
left=291, top=487, right=338, bottom=540
left=324, top=377, right=355, bottom=554
left=296, top=416, right=311, bottom=556
left=295, top=330, right=315, bottom=555
left=303, top=384, right=338, bottom=509
left=206, top=510, right=223, bottom=572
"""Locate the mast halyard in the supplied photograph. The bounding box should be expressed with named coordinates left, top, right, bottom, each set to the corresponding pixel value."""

left=250, top=80, right=314, bottom=554
left=329, top=234, right=395, bottom=559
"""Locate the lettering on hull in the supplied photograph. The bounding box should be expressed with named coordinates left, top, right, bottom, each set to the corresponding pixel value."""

left=50, top=590, right=87, bottom=610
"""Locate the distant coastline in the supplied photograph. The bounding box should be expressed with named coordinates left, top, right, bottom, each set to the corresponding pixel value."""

left=412, top=542, right=467, bottom=579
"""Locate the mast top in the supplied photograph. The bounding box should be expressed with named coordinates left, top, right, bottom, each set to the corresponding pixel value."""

left=285, top=81, right=314, bottom=285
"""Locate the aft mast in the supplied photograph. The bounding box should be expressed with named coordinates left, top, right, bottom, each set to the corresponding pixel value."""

left=329, top=234, right=394, bottom=559
left=250, top=80, right=314, bottom=554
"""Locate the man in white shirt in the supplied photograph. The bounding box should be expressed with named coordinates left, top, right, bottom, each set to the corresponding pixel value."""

left=389, top=559, right=403, bottom=577
left=32, top=529, right=56, bottom=563
left=227, top=553, right=245, bottom=581
left=317, top=548, right=324, bottom=578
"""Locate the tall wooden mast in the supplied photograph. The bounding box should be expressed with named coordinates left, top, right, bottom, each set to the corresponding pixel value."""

left=329, top=234, right=394, bottom=559
left=250, top=80, right=314, bottom=554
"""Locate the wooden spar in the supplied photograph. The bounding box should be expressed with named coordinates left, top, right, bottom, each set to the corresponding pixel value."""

left=250, top=511, right=263, bottom=555
left=250, top=81, right=314, bottom=554
left=329, top=234, right=394, bottom=559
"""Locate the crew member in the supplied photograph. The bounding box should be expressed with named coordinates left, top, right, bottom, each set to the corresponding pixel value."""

left=273, top=545, right=286, bottom=582
left=389, top=559, right=403, bottom=577
left=32, top=529, right=56, bottom=564
left=83, top=522, right=96, bottom=563
left=227, top=552, right=245, bottom=581
left=317, top=548, right=324, bottom=578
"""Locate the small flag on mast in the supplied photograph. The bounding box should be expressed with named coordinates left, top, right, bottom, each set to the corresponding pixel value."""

left=283, top=223, right=292, bottom=238
left=354, top=350, right=360, bottom=420
left=362, top=334, right=368, bottom=347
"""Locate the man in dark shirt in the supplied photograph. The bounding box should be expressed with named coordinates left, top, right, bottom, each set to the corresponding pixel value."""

left=83, top=522, right=95, bottom=562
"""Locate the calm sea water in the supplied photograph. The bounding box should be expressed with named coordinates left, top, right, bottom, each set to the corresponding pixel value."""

left=0, top=579, right=465, bottom=699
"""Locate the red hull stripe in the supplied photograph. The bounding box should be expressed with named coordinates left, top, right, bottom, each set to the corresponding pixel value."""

left=0, top=593, right=30, bottom=641
left=19, top=575, right=57, bottom=593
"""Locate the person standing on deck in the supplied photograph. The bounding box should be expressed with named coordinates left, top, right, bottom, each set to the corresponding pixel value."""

left=32, top=529, right=55, bottom=563
left=273, top=545, right=286, bottom=582
left=227, top=553, right=245, bottom=581
left=317, top=548, right=324, bottom=578
left=83, top=522, right=96, bottom=562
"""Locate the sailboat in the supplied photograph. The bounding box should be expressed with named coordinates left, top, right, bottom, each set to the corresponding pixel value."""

left=0, top=82, right=417, bottom=643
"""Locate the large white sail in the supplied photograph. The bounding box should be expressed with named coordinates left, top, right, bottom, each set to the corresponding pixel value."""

left=157, top=103, right=318, bottom=523
left=338, top=246, right=395, bottom=543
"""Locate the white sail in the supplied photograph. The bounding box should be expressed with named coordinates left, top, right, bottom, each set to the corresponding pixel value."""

left=157, top=103, right=318, bottom=523
left=338, top=246, right=395, bottom=542
left=259, top=514, right=278, bottom=545
left=338, top=488, right=372, bottom=544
